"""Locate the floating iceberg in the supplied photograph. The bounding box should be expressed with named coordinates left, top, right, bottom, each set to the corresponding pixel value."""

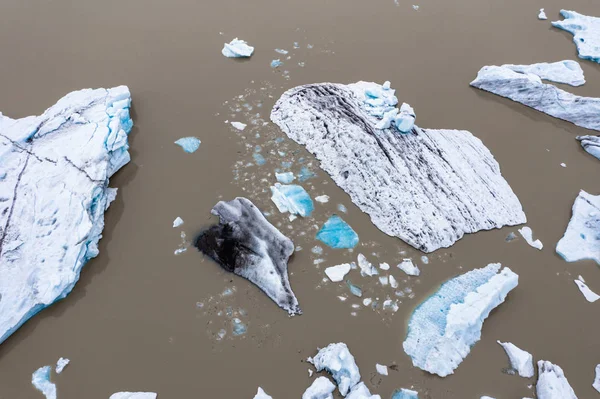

left=577, top=135, right=600, bottom=160
left=403, top=263, right=518, bottom=377
left=502, top=61, right=585, bottom=86
left=253, top=387, right=273, bottom=399
left=392, top=389, right=418, bottom=399
left=497, top=341, right=534, bottom=378
left=357, top=253, right=378, bottom=276
left=375, top=364, right=388, bottom=375
left=315, top=195, right=329, bottom=203
left=270, top=183, right=314, bottom=217
left=518, top=226, right=543, bottom=250
left=109, top=393, right=157, bottom=399
left=556, top=190, right=600, bottom=265
left=539, top=8, right=547, bottom=20
left=397, top=259, right=420, bottom=276
left=174, top=137, right=201, bottom=153
left=594, top=364, right=600, bottom=393
left=0, top=86, right=133, bottom=344
left=195, top=197, right=301, bottom=315
left=325, top=263, right=352, bottom=282
left=552, top=10, right=600, bottom=64
left=471, top=65, right=600, bottom=132
left=308, top=343, right=361, bottom=396
left=222, top=38, right=254, bottom=58
left=316, top=215, right=359, bottom=249
left=271, top=82, right=525, bottom=252
left=536, top=360, right=578, bottom=399
left=574, top=276, right=599, bottom=302
left=231, top=121, right=247, bottom=130
left=173, top=217, right=184, bottom=228
left=347, top=382, right=381, bottom=399
left=32, top=366, right=56, bottom=399
left=275, top=171, right=295, bottom=184
left=302, top=377, right=336, bottom=399
left=55, top=357, right=70, bottom=374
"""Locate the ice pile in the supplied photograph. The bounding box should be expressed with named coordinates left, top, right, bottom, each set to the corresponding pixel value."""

left=392, top=389, right=419, bottom=399
left=397, top=259, right=420, bottom=276
left=275, top=171, right=295, bottom=183
left=316, top=215, right=359, bottom=249
left=577, top=135, right=600, bottom=160
left=556, top=190, right=600, bottom=265
left=502, top=61, right=585, bottom=86
left=308, top=343, right=361, bottom=396
left=0, top=86, right=133, bottom=344
left=497, top=341, right=534, bottom=377
left=518, top=226, right=543, bottom=250
left=302, top=377, right=335, bottom=399
left=536, top=361, right=578, bottom=399
left=270, top=183, right=314, bottom=217
left=574, top=276, right=599, bottom=302
left=109, top=393, right=157, bottom=399
left=271, top=82, right=525, bottom=252
left=174, top=136, right=201, bottom=153
left=32, top=366, right=56, bottom=399
left=253, top=388, right=273, bottom=399
left=195, top=197, right=301, bottom=315
left=552, top=10, right=600, bottom=64
left=222, top=38, right=254, bottom=58
left=471, top=65, right=600, bottom=132
left=403, top=263, right=518, bottom=377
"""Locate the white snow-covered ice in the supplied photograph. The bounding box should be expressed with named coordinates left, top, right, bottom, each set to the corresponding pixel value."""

left=556, top=190, right=600, bottom=265
left=536, top=360, right=578, bottom=399
left=376, top=363, right=388, bottom=376
left=497, top=341, right=534, bottom=378
left=552, top=10, right=600, bottom=64
left=574, top=276, right=600, bottom=302
left=593, top=364, right=600, bottom=393
left=325, top=263, right=352, bottom=282
left=357, top=254, right=378, bottom=276
left=518, top=226, right=543, bottom=250
left=173, top=217, right=184, bottom=228
left=347, top=382, right=381, bottom=399
left=576, top=135, right=600, bottom=160
left=308, top=343, right=361, bottom=396
left=55, top=357, right=70, bottom=374
left=222, top=38, right=254, bottom=58
left=231, top=121, right=247, bottom=130
left=502, top=61, right=585, bottom=86
left=539, top=8, right=547, bottom=20
left=302, top=377, right=335, bottom=399
left=397, top=259, right=420, bottom=276
left=109, top=393, right=157, bottom=399
left=253, top=387, right=273, bottom=399
left=315, top=195, right=330, bottom=203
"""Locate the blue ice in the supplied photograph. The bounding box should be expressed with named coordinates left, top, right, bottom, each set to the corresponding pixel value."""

left=346, top=280, right=363, bottom=297
left=32, top=366, right=56, bottom=399
left=270, top=183, right=314, bottom=217
left=552, top=10, right=600, bottom=64
left=276, top=171, right=295, bottom=184
left=232, top=318, right=247, bottom=336
left=392, top=388, right=419, bottom=399
left=316, top=215, right=359, bottom=249
left=174, top=137, right=201, bottom=153
left=298, top=166, right=316, bottom=181
left=271, top=59, right=283, bottom=68
left=253, top=153, right=266, bottom=165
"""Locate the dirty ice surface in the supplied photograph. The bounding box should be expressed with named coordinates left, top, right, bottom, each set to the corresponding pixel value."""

left=0, top=86, right=133, bottom=344
left=518, top=226, right=543, bottom=250
left=222, top=38, right=254, bottom=58
left=577, top=135, right=600, bottom=160
left=502, top=61, right=585, bottom=86
left=471, top=65, right=600, bottom=132
left=497, top=341, right=534, bottom=377
left=253, top=387, right=273, bottom=399
left=173, top=217, right=184, bottom=228
left=556, top=190, right=600, bottom=265
left=316, top=215, right=359, bottom=249
left=536, top=360, right=578, bottom=399
left=308, top=343, right=361, bottom=396
left=275, top=171, right=295, bottom=183
left=109, top=393, right=158, bottom=399
left=552, top=10, right=600, bottom=64
left=55, top=357, right=70, bottom=374
left=271, top=81, right=525, bottom=252
left=403, top=263, right=519, bottom=377
left=325, top=263, right=352, bottom=282
left=32, top=366, right=56, bottom=399
left=574, top=276, right=600, bottom=302
left=392, top=389, right=419, bottom=399
left=174, top=136, right=201, bottom=153
left=594, top=364, right=600, bottom=393
left=397, top=259, right=420, bottom=276
left=270, top=183, right=314, bottom=217
left=302, top=377, right=335, bottom=399
left=195, top=197, right=301, bottom=315
left=539, top=8, right=547, bottom=20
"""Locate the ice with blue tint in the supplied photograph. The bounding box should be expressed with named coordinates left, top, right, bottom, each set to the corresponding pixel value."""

left=271, top=59, right=283, bottom=68
left=552, top=10, right=600, bottom=64
left=270, top=183, right=314, bottom=217
left=302, top=377, right=335, bottom=399
left=316, top=215, right=359, bottom=249
left=403, top=263, right=519, bottom=377
left=298, top=166, right=316, bottom=181
left=308, top=343, right=361, bottom=396
left=222, top=38, right=254, bottom=58
left=276, top=171, right=295, bottom=183
left=232, top=317, right=247, bottom=336
left=556, top=190, right=600, bottom=265
left=346, top=280, right=363, bottom=297
left=174, top=136, right=201, bottom=153
left=254, top=387, right=273, bottom=399
left=347, top=382, right=381, bottom=399
left=394, top=103, right=416, bottom=133
left=392, top=388, right=419, bottom=399
left=254, top=153, right=266, bottom=165
left=32, top=366, right=56, bottom=399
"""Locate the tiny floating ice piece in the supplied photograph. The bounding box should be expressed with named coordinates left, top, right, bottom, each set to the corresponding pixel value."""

left=325, top=263, right=352, bottom=282
left=302, top=377, right=335, bottom=399
left=552, top=10, right=600, bottom=64
left=230, top=121, right=247, bottom=130
left=316, top=216, right=359, bottom=249
left=518, top=226, right=543, bottom=250
left=403, top=263, right=519, bottom=377
left=536, top=360, right=578, bottom=399
left=376, top=364, right=388, bottom=376
left=195, top=197, right=301, bottom=315
left=502, top=61, right=585, bottom=86
left=253, top=387, right=273, bottom=399
left=32, top=366, right=56, bottom=399
left=315, top=195, right=330, bottom=203
left=55, top=357, right=70, bottom=374
left=174, top=137, right=201, bottom=153
left=392, top=389, right=419, bottom=399
left=276, top=171, right=295, bottom=183
left=593, top=364, right=600, bottom=393
left=497, top=341, right=534, bottom=378
left=109, top=393, right=157, bottom=399
left=271, top=59, right=283, bottom=68
left=270, top=183, right=314, bottom=217
left=539, top=8, right=547, bottom=20
left=556, top=190, right=600, bottom=265
left=397, top=259, right=420, bottom=276
left=222, top=38, right=254, bottom=58
left=574, top=276, right=600, bottom=302
left=308, top=343, right=361, bottom=396
left=576, top=135, right=600, bottom=160
left=173, top=217, right=184, bottom=228
left=357, top=254, right=378, bottom=276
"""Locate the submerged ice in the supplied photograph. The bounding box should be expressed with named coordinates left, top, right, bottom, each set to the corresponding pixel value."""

left=536, top=360, right=578, bottom=399
left=0, top=86, right=133, bottom=344
left=270, top=183, right=314, bottom=217
left=195, top=197, right=301, bottom=315
left=502, top=61, right=585, bottom=86
left=308, top=343, right=361, bottom=396
left=552, top=10, right=600, bottom=64
left=577, top=135, right=600, bottom=160
left=556, top=190, right=600, bottom=265
left=222, top=38, right=254, bottom=58
left=316, top=215, right=359, bottom=249
left=403, top=263, right=518, bottom=377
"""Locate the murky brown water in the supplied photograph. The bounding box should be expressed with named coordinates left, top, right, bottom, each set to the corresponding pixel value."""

left=1, top=0, right=600, bottom=397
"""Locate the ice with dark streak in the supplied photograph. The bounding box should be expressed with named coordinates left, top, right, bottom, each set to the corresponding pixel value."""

left=576, top=135, right=600, bottom=160
left=271, top=81, right=525, bottom=252
left=195, top=197, right=301, bottom=315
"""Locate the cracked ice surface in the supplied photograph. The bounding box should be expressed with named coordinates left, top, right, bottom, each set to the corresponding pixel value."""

left=552, top=10, right=600, bottom=64
left=308, top=343, right=361, bottom=396
left=0, top=86, right=133, bottom=344
left=403, top=263, right=518, bottom=377
left=502, top=61, right=585, bottom=86
left=109, top=393, right=157, bottom=399
left=497, top=341, right=534, bottom=377
left=577, top=135, right=600, bottom=160
left=536, top=361, right=578, bottom=399
left=271, top=82, right=525, bottom=252
left=347, top=382, right=381, bottom=399
left=556, top=190, right=600, bottom=265
left=471, top=65, right=600, bottom=132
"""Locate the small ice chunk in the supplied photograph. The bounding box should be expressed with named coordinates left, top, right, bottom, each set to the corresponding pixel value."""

left=376, top=364, right=388, bottom=376
left=222, top=38, right=254, bottom=58
left=412, top=5, right=419, bottom=10
left=362, top=298, right=372, bottom=306
left=231, top=121, right=247, bottom=130
left=347, top=382, right=381, bottom=399
left=309, top=369, right=314, bottom=377
left=298, top=166, right=316, bottom=182
left=518, top=226, right=543, bottom=250
left=502, top=60, right=585, bottom=86
left=420, top=256, right=429, bottom=264
left=276, top=172, right=295, bottom=184
left=302, top=376, right=335, bottom=399
left=380, top=262, right=390, bottom=270
left=397, top=259, right=420, bottom=276
left=379, top=276, right=389, bottom=285
left=275, top=49, right=288, bottom=55
left=394, top=103, right=416, bottom=133
left=556, top=190, right=600, bottom=265
left=32, top=366, right=56, bottom=399
left=337, top=204, right=348, bottom=213
left=254, top=387, right=273, bottom=399
left=574, top=276, right=600, bottom=302
left=593, top=364, right=600, bottom=393
left=254, top=153, right=266, bottom=165
left=552, top=10, right=600, bottom=64
left=383, top=299, right=399, bottom=312
left=312, top=246, right=323, bottom=255
left=271, top=59, right=283, bottom=68
left=232, top=317, right=247, bottom=335
left=392, top=388, right=419, bottom=399
left=389, top=275, right=399, bottom=288
left=347, top=280, right=363, bottom=297
left=174, top=137, right=201, bottom=153
left=325, top=263, right=352, bottom=282
left=497, top=341, right=534, bottom=378
left=315, top=195, right=330, bottom=203
left=270, top=183, right=314, bottom=217
left=539, top=8, right=547, bottom=20
left=173, top=217, right=184, bottom=228
left=382, top=81, right=391, bottom=90
left=536, top=360, right=578, bottom=399
left=561, top=163, right=566, bottom=168
left=109, top=393, right=157, bottom=399
left=307, top=343, right=361, bottom=396
left=55, top=358, right=70, bottom=374
left=357, top=253, right=378, bottom=276
left=316, top=216, right=359, bottom=249
left=577, top=135, right=600, bottom=160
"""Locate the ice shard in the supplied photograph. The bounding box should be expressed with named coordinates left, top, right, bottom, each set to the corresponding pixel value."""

left=502, top=61, right=585, bottom=86
left=195, top=197, right=301, bottom=315
left=576, top=135, right=600, bottom=160
left=556, top=190, right=600, bottom=265
left=222, top=38, right=254, bottom=58
left=316, top=215, right=359, bottom=249
left=308, top=343, right=361, bottom=396
left=174, top=137, right=201, bottom=153
left=271, top=82, right=525, bottom=252
left=536, top=361, right=578, bottom=399
left=302, top=377, right=336, bottom=399
left=497, top=341, right=534, bottom=378
left=552, top=10, right=600, bottom=64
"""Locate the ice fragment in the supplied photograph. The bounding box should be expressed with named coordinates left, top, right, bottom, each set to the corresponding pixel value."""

left=174, top=137, right=201, bottom=153
left=556, top=190, right=600, bottom=265
left=315, top=195, right=330, bottom=203
left=308, top=343, right=361, bottom=396
left=574, top=276, right=600, bottom=302
left=392, top=389, right=419, bottom=399
left=55, top=357, right=70, bottom=374
left=552, top=10, right=600, bottom=64
left=109, top=393, right=157, bottom=399
left=397, top=259, right=420, bottom=276
left=276, top=172, right=295, bottom=184
left=222, top=38, right=254, bottom=58
left=518, top=226, right=543, bottom=250
left=539, top=8, right=547, bottom=20
left=32, top=366, right=56, bottom=399
left=536, top=360, right=578, bottom=399
left=302, top=377, right=335, bottom=399
left=270, top=183, right=314, bottom=217
left=316, top=216, right=359, bottom=249
left=253, top=387, right=273, bottom=399
left=173, top=217, right=184, bottom=228
left=357, top=254, right=378, bottom=276
left=497, top=341, right=534, bottom=377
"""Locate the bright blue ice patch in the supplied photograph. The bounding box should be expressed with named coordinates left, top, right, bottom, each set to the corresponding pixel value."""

left=346, top=280, right=362, bottom=297
left=316, top=215, right=359, bottom=248
left=174, top=137, right=201, bottom=153
left=392, top=388, right=419, bottom=399
left=271, top=59, right=283, bottom=68
left=270, top=184, right=314, bottom=217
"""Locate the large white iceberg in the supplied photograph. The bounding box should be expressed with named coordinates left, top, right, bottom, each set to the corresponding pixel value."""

left=302, top=377, right=336, bottom=399
left=109, top=393, right=157, bottom=399
left=403, top=263, right=518, bottom=377
left=574, top=275, right=600, bottom=302
left=0, top=86, right=133, bottom=344
left=556, top=190, right=600, bottom=265
left=577, top=135, right=600, bottom=160
left=497, top=341, right=534, bottom=378
left=502, top=61, right=585, bottom=86
left=536, top=361, right=578, bottom=399
left=552, top=10, right=600, bottom=64
left=271, top=82, right=525, bottom=252
left=471, top=65, right=600, bottom=132
left=308, top=343, right=361, bottom=396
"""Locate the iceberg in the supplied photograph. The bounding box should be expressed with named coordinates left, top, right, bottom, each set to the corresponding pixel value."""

left=594, top=364, right=600, bottom=393
left=173, top=217, right=184, bottom=228
left=174, top=136, right=201, bottom=153
left=253, top=387, right=273, bottom=399
left=403, top=263, right=519, bottom=377
left=195, top=197, right=301, bottom=315
left=552, top=10, right=600, bottom=64
left=275, top=171, right=295, bottom=184
left=375, top=364, right=388, bottom=376
left=518, top=226, right=543, bottom=250
left=347, top=382, right=381, bottom=399
left=471, top=65, right=600, bottom=132
left=539, top=8, right=547, bottom=20
left=357, top=254, right=378, bottom=276
left=536, top=360, right=578, bottom=399
left=502, top=61, right=585, bottom=86
left=109, top=393, right=157, bottom=399
left=316, top=215, right=359, bottom=249
left=32, top=366, right=56, bottom=399
left=497, top=341, right=534, bottom=378
left=574, top=276, right=599, bottom=302
left=555, top=190, right=600, bottom=265
left=270, top=183, right=314, bottom=217
left=397, top=259, right=420, bottom=276
left=55, top=357, right=70, bottom=374
left=302, top=377, right=336, bottom=399
left=394, top=103, right=416, bottom=133
left=325, top=263, right=352, bottom=282
left=392, top=389, right=418, bottom=399
left=0, top=86, right=133, bottom=344
left=222, top=38, right=254, bottom=58
left=271, top=82, right=525, bottom=252
left=308, top=343, right=361, bottom=396
left=576, top=135, right=600, bottom=160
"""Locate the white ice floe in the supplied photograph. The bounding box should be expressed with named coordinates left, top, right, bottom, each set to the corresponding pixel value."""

left=253, top=387, right=273, bottom=399
left=379, top=262, right=390, bottom=270
left=231, top=121, right=247, bottom=130
left=397, top=259, right=420, bottom=276
left=276, top=171, right=295, bottom=184
left=173, top=217, right=184, bottom=228
left=539, top=8, right=547, bottom=20
left=518, top=226, right=543, bottom=250
left=392, top=388, right=418, bottom=399
left=471, top=65, right=600, bottom=132
left=109, top=393, right=157, bottom=399
left=0, top=86, right=133, bottom=344
left=347, top=382, right=381, bottom=399
left=574, top=276, right=600, bottom=302
left=376, top=363, right=388, bottom=376
left=308, top=343, right=361, bottom=396
left=593, top=364, right=600, bottom=393
left=55, top=357, right=70, bottom=374
left=271, top=81, right=525, bottom=252
left=357, top=254, right=378, bottom=276
left=315, top=195, right=330, bottom=203
left=536, top=361, right=578, bottom=399
left=32, top=366, right=56, bottom=399
left=389, top=275, right=399, bottom=288
left=502, top=61, right=585, bottom=86
left=325, top=263, right=352, bottom=282
left=302, top=377, right=335, bottom=399
left=552, top=10, right=600, bottom=64
left=556, top=190, right=600, bottom=265
left=403, top=263, right=518, bottom=377
left=222, top=38, right=254, bottom=58
left=576, top=135, right=600, bottom=160
left=497, top=341, right=534, bottom=378
left=270, top=183, right=314, bottom=217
